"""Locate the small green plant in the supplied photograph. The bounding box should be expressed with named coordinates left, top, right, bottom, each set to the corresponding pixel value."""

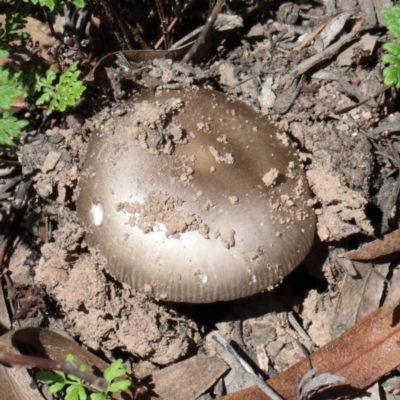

left=0, top=11, right=29, bottom=57
left=380, top=4, right=400, bottom=88
left=36, top=354, right=132, bottom=400
left=0, top=66, right=29, bottom=145
left=35, top=61, right=86, bottom=115
left=24, top=0, right=84, bottom=13
left=0, top=0, right=86, bottom=146
left=0, top=112, right=29, bottom=146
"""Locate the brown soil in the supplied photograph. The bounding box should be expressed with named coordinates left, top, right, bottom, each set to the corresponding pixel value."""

left=2, top=1, right=399, bottom=398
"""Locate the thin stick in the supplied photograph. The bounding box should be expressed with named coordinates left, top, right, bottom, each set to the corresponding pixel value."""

left=154, top=0, right=199, bottom=50
left=0, top=351, right=108, bottom=391
left=155, top=0, right=171, bottom=49
left=333, top=85, right=390, bottom=114
left=170, top=25, right=202, bottom=50
left=181, top=0, right=225, bottom=64
left=155, top=17, right=178, bottom=49
left=43, top=9, right=57, bottom=38
left=292, top=20, right=369, bottom=78
left=211, top=331, right=284, bottom=400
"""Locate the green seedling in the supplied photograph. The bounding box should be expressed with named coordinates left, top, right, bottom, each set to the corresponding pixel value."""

left=0, top=0, right=86, bottom=146
left=0, top=66, right=29, bottom=145
left=35, top=61, right=86, bottom=115
left=36, top=354, right=132, bottom=400
left=380, top=4, right=400, bottom=88
left=0, top=11, right=29, bottom=57
left=0, top=112, right=29, bottom=146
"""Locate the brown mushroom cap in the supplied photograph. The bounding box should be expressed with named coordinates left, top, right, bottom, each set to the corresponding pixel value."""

left=77, top=87, right=315, bottom=303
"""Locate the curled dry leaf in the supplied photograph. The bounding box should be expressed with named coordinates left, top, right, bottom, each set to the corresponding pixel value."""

left=341, top=228, right=400, bottom=260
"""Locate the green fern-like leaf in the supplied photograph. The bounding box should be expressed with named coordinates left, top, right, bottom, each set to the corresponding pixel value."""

left=0, top=85, right=22, bottom=110
left=72, top=0, right=85, bottom=7
left=89, top=394, right=107, bottom=400
left=36, top=354, right=132, bottom=399
left=382, top=42, right=400, bottom=56
left=65, top=382, right=88, bottom=400
left=383, top=66, right=400, bottom=88
left=382, top=54, right=400, bottom=67
left=23, top=0, right=55, bottom=12
left=0, top=112, right=28, bottom=146
left=35, top=61, right=86, bottom=114
left=380, top=4, right=400, bottom=88
left=380, top=5, right=400, bottom=39
left=22, top=0, right=84, bottom=14
left=0, top=11, right=29, bottom=55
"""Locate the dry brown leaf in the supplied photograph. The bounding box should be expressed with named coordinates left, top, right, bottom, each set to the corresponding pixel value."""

left=150, top=355, right=228, bottom=400
left=341, top=228, right=400, bottom=260
left=219, top=306, right=400, bottom=400
left=331, top=259, right=389, bottom=339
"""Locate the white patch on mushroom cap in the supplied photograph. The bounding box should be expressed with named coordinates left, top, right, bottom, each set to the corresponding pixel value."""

left=91, top=204, right=104, bottom=226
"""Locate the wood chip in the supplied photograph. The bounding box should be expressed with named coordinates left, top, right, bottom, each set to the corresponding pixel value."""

left=150, top=355, right=228, bottom=400
left=293, top=15, right=334, bottom=52
left=337, top=33, right=378, bottom=67
left=320, top=12, right=350, bottom=50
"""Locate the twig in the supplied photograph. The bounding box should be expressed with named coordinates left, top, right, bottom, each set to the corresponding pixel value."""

left=99, top=0, right=132, bottom=50
left=333, top=85, right=391, bottom=114
left=293, top=14, right=336, bottom=52
left=181, top=0, right=225, bottom=64
left=0, top=237, right=9, bottom=269
left=211, top=331, right=284, bottom=400
left=288, top=312, right=315, bottom=351
left=295, top=339, right=313, bottom=371
left=43, top=9, right=57, bottom=39
left=154, top=0, right=171, bottom=49
left=292, top=21, right=370, bottom=78
left=2, top=273, right=16, bottom=317
left=228, top=76, right=252, bottom=90
left=170, top=26, right=202, bottom=49
left=127, top=22, right=149, bottom=49
left=157, top=0, right=197, bottom=49
left=155, top=17, right=178, bottom=49
left=0, top=351, right=108, bottom=391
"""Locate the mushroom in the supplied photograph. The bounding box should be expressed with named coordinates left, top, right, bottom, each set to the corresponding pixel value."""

left=77, top=87, right=315, bottom=303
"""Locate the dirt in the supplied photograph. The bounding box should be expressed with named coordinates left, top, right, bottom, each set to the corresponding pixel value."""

left=119, top=190, right=210, bottom=239
left=2, top=0, right=399, bottom=398
left=38, top=248, right=200, bottom=365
